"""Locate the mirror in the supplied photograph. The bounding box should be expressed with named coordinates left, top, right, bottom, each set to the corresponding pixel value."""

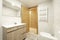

left=3, top=0, right=21, bottom=17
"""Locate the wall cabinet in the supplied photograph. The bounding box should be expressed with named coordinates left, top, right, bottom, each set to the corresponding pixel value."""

left=3, top=0, right=21, bottom=17
left=3, top=25, right=26, bottom=40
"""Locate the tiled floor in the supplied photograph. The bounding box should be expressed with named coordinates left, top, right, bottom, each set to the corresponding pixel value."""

left=25, top=32, right=38, bottom=40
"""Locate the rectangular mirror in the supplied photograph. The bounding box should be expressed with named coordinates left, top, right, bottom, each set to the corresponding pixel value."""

left=3, top=0, right=21, bottom=17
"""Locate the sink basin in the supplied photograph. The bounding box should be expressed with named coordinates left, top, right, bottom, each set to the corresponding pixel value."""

left=2, top=23, right=26, bottom=28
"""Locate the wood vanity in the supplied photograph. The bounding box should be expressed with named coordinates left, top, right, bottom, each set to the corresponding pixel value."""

left=3, top=24, right=26, bottom=40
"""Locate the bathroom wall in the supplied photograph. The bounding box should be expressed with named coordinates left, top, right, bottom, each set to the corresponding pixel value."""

left=0, top=0, right=2, bottom=40
left=21, top=5, right=29, bottom=32
left=29, top=7, right=38, bottom=34
left=2, top=0, right=21, bottom=25
left=2, top=16, right=21, bottom=24
left=3, top=6, right=17, bottom=17
left=38, top=0, right=54, bottom=34
left=53, top=0, right=60, bottom=40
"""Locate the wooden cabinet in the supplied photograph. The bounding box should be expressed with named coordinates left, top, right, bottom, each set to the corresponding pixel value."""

left=3, top=25, right=26, bottom=40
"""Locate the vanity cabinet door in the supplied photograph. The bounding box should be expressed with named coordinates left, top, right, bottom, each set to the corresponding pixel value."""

left=19, top=27, right=26, bottom=40
left=7, top=32, right=15, bottom=40
left=15, top=27, right=26, bottom=40
left=15, top=29, right=25, bottom=40
left=7, top=31, right=19, bottom=40
left=14, top=29, right=21, bottom=40
left=7, top=29, right=23, bottom=40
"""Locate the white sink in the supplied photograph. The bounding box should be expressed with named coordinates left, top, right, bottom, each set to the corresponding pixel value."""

left=2, top=23, right=26, bottom=28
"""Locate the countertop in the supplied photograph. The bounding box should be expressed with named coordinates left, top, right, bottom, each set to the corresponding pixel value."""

left=2, top=23, right=26, bottom=28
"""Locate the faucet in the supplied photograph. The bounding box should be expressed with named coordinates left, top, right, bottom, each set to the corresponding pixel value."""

left=14, top=22, right=17, bottom=24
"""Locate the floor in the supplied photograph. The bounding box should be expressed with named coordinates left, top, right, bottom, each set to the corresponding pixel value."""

left=25, top=32, right=38, bottom=40
left=25, top=32, right=58, bottom=40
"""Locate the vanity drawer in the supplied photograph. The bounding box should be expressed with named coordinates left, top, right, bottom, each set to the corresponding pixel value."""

left=7, top=27, right=18, bottom=33
left=7, top=25, right=26, bottom=33
left=19, top=27, right=26, bottom=34
left=17, top=25, right=26, bottom=29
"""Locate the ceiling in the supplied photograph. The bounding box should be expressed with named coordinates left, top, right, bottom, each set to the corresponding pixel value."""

left=19, top=0, right=50, bottom=8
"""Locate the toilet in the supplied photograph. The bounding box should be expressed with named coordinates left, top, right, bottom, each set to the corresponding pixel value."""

left=38, top=32, right=57, bottom=40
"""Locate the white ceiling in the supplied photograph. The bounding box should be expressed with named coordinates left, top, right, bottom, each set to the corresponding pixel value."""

left=19, top=0, right=50, bottom=8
